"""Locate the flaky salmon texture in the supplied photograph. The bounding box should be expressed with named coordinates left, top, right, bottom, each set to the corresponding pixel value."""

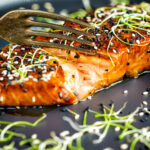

left=0, top=3, right=150, bottom=106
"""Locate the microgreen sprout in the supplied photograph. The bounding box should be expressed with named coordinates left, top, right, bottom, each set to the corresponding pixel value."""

left=66, top=108, right=80, bottom=120
left=94, top=3, right=150, bottom=50
left=0, top=113, right=46, bottom=142
left=0, top=104, right=150, bottom=150
left=5, top=46, right=55, bottom=82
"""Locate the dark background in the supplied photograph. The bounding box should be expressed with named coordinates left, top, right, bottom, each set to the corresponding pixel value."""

left=0, top=0, right=150, bottom=149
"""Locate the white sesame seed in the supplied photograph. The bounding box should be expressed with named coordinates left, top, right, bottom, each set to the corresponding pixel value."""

left=44, top=2, right=54, bottom=10
left=16, top=106, right=20, bottom=109
left=142, top=91, right=149, bottom=96
left=75, top=115, right=80, bottom=120
left=113, top=49, right=117, bottom=53
left=94, top=46, right=98, bottom=50
left=123, top=90, right=128, bottom=94
left=3, top=53, right=8, bottom=57
left=136, top=40, right=140, bottom=44
left=115, top=126, right=120, bottom=132
left=139, top=112, right=144, bottom=116
left=32, top=139, right=40, bottom=145
left=24, top=78, right=29, bottom=81
left=2, top=70, right=7, bottom=76
left=77, top=35, right=83, bottom=39
left=32, top=96, right=36, bottom=103
left=60, top=130, right=70, bottom=137
left=132, top=33, right=136, bottom=37
left=120, top=143, right=128, bottom=150
left=13, top=73, right=19, bottom=77
left=96, top=33, right=101, bottom=36
left=21, top=48, right=25, bottom=51
left=33, top=78, right=38, bottom=82
left=49, top=39, right=54, bottom=42
left=142, top=101, right=148, bottom=106
left=12, top=70, right=16, bottom=73
left=28, top=75, right=33, bottom=79
left=31, top=133, right=37, bottom=139
left=8, top=61, right=11, bottom=63
left=143, top=107, right=148, bottom=112
left=133, top=133, right=138, bottom=138
left=0, top=96, right=4, bottom=102
left=14, top=52, right=18, bottom=55
left=127, top=48, right=130, bottom=53
left=14, top=61, right=19, bottom=64
left=28, top=59, right=31, bottom=62
left=31, top=3, right=40, bottom=10
left=8, top=76, right=13, bottom=80
left=0, top=77, right=4, bottom=81
left=103, top=148, right=114, bottom=150
left=87, top=96, right=92, bottom=100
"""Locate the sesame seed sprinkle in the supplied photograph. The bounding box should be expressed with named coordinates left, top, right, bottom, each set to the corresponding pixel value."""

left=0, top=96, right=4, bottom=102
left=120, top=143, right=128, bottom=150
left=142, top=101, right=148, bottom=106
left=123, top=90, right=128, bottom=94
left=142, top=91, right=149, bottom=96
left=32, top=96, right=36, bottom=103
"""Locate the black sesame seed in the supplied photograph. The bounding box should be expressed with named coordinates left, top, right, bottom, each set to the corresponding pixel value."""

left=58, top=92, right=62, bottom=99
left=23, top=89, right=27, bottom=92
left=109, top=100, right=114, bottom=107
left=64, top=97, right=69, bottom=101
left=100, top=103, right=104, bottom=110
left=38, top=70, right=42, bottom=74
left=124, top=25, right=128, bottom=28
left=46, top=56, right=49, bottom=59
left=60, top=107, right=68, bottom=112
left=130, top=39, right=135, bottom=44
left=116, top=49, right=120, bottom=53
left=80, top=44, right=84, bottom=48
left=124, top=39, right=128, bottom=42
left=127, top=62, right=130, bottom=66
left=0, top=57, right=4, bottom=61
left=53, top=61, right=57, bottom=64
left=146, top=87, right=150, bottom=92
left=139, top=117, right=148, bottom=122
left=136, top=36, right=142, bottom=40
left=8, top=80, right=11, bottom=85
left=26, top=48, right=30, bottom=51
left=55, top=40, right=60, bottom=44
left=84, top=106, right=90, bottom=112
left=105, top=69, right=109, bottom=72
left=92, top=38, right=98, bottom=42
left=95, top=27, right=100, bottom=33
left=14, top=57, right=20, bottom=61
left=74, top=53, right=80, bottom=58
left=38, top=77, right=42, bottom=81
left=0, top=111, right=5, bottom=116
left=32, top=68, right=36, bottom=72
left=20, top=83, right=23, bottom=88
left=147, top=50, right=150, bottom=53
left=145, top=112, right=150, bottom=116
left=49, top=67, right=55, bottom=71
left=108, top=33, right=112, bottom=38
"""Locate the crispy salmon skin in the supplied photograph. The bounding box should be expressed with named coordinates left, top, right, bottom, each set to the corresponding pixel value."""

left=0, top=3, right=150, bottom=106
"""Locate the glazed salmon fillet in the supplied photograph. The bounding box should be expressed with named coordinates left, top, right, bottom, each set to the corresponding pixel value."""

left=0, top=4, right=150, bottom=106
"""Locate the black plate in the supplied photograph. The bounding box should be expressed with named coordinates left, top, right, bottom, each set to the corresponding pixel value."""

left=0, top=0, right=150, bottom=149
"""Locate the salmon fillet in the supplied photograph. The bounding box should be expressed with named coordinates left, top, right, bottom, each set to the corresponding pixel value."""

left=0, top=4, right=150, bottom=106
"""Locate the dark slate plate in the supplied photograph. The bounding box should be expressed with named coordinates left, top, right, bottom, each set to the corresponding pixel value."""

left=0, top=0, right=150, bottom=149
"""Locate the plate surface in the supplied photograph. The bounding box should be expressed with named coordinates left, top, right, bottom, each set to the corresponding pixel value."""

left=0, top=0, right=150, bottom=149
